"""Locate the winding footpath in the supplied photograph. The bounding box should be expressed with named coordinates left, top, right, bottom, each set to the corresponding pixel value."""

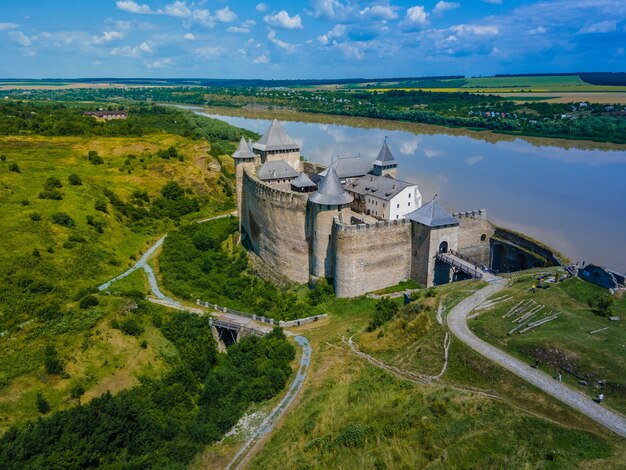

left=447, top=278, right=626, bottom=439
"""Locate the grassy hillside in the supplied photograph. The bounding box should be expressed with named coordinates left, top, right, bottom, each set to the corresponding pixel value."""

left=247, top=280, right=625, bottom=468
left=470, top=272, right=626, bottom=414
left=0, top=107, right=246, bottom=432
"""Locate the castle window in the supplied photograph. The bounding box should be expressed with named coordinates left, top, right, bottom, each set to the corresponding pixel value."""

left=408, top=202, right=411, bottom=206
left=480, top=234, right=487, bottom=242
left=397, top=204, right=400, bottom=208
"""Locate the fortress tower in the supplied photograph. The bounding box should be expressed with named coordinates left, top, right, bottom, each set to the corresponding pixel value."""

left=252, top=119, right=301, bottom=171
left=407, top=197, right=460, bottom=287
left=308, top=168, right=353, bottom=280
left=232, top=136, right=257, bottom=222
left=371, top=139, right=398, bottom=178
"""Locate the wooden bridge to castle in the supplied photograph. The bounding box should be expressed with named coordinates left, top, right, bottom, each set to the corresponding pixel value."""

left=436, top=249, right=499, bottom=282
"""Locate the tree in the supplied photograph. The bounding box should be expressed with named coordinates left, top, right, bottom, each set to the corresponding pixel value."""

left=36, top=393, right=50, bottom=414
left=368, top=298, right=400, bottom=331
left=79, top=295, right=99, bottom=309
left=51, top=212, right=74, bottom=227
left=44, top=345, right=63, bottom=375
left=68, top=173, right=82, bottom=186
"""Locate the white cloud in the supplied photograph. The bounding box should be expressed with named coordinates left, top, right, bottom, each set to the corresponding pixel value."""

left=579, top=20, right=616, bottom=34
left=216, top=6, right=237, bottom=23
left=268, top=30, right=298, bottom=52
left=183, top=32, right=195, bottom=40
left=405, top=6, right=429, bottom=26
left=146, top=57, right=173, bottom=68
left=256, top=3, right=268, bottom=13
left=310, top=0, right=351, bottom=19
left=264, top=10, right=303, bottom=29
left=0, top=22, right=19, bottom=31
left=451, top=24, right=499, bottom=36
left=252, top=53, right=269, bottom=63
left=360, top=5, right=398, bottom=20
left=318, top=24, right=347, bottom=45
left=526, top=26, right=546, bottom=35
left=110, top=41, right=152, bottom=58
left=116, top=1, right=159, bottom=14
left=195, top=46, right=224, bottom=58
left=465, top=155, right=483, bottom=165
left=164, top=1, right=192, bottom=18
left=338, top=42, right=364, bottom=60
left=482, top=0, right=502, bottom=4
left=399, top=138, right=421, bottom=155
left=433, top=1, right=460, bottom=15
left=228, top=19, right=256, bottom=33
left=92, top=31, right=125, bottom=44
left=424, top=148, right=444, bottom=158
left=9, top=31, right=31, bottom=47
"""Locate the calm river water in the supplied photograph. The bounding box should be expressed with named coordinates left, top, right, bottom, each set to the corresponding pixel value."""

left=196, top=110, right=626, bottom=273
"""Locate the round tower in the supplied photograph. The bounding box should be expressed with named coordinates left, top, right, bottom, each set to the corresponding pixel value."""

left=232, top=136, right=257, bottom=224
left=307, top=167, right=353, bottom=280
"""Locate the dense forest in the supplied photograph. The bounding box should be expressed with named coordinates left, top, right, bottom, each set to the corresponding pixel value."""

left=160, top=217, right=334, bottom=320
left=8, top=84, right=625, bottom=143
left=0, top=307, right=295, bottom=468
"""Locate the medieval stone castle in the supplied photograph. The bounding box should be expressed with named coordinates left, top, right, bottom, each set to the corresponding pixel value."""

left=232, top=120, right=545, bottom=298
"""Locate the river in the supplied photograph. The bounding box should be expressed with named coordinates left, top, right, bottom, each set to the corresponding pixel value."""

left=194, top=109, right=626, bottom=273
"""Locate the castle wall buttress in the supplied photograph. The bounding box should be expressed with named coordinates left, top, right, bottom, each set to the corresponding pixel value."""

left=333, top=219, right=412, bottom=298
left=240, top=169, right=310, bottom=284
left=454, top=209, right=494, bottom=267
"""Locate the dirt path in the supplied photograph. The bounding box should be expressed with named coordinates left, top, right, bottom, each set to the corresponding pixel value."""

left=447, top=278, right=626, bottom=439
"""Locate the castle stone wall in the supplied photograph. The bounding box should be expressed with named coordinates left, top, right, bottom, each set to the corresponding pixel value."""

left=411, top=223, right=459, bottom=287
left=453, top=209, right=494, bottom=267
left=333, top=219, right=412, bottom=298
left=240, top=169, right=310, bottom=284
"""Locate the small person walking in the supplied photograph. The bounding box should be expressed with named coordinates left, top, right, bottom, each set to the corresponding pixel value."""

left=598, top=393, right=604, bottom=404
left=557, top=372, right=562, bottom=382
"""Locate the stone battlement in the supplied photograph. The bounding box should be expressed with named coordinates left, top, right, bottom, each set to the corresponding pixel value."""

left=333, top=216, right=410, bottom=232
left=452, top=209, right=487, bottom=220
left=243, top=167, right=308, bottom=206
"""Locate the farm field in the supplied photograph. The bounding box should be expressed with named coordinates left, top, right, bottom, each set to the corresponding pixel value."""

left=470, top=271, right=626, bottom=414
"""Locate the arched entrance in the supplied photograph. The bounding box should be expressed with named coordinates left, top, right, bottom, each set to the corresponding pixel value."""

left=516, top=253, right=528, bottom=270
left=439, top=241, right=448, bottom=254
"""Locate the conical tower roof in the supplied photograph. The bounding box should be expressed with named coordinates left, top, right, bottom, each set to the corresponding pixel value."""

left=232, top=136, right=255, bottom=159
left=309, top=167, right=354, bottom=205
left=252, top=119, right=300, bottom=152
left=406, top=197, right=459, bottom=227
left=373, top=140, right=396, bottom=166
left=291, top=172, right=316, bottom=188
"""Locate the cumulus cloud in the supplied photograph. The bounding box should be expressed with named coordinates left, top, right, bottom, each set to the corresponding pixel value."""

left=433, top=1, right=460, bottom=15
left=9, top=31, right=31, bottom=47
left=92, top=31, right=125, bottom=44
left=183, top=32, right=195, bottom=40
left=164, top=1, right=191, bottom=18
left=424, top=148, right=444, bottom=158
left=318, top=24, right=347, bottom=45
left=465, top=155, right=483, bottom=165
left=482, top=0, right=502, bottom=4
left=579, top=20, right=617, bottom=34
left=116, top=1, right=159, bottom=14
left=451, top=24, right=499, bottom=36
left=195, top=46, right=224, bottom=58
left=252, top=53, right=269, bottom=63
left=360, top=5, right=398, bottom=20
left=0, top=22, right=19, bottom=30
left=228, top=19, right=256, bottom=33
left=268, top=29, right=298, bottom=52
left=110, top=41, right=152, bottom=58
left=263, top=10, right=303, bottom=29
left=405, top=6, right=429, bottom=26
left=216, top=6, right=237, bottom=23
left=309, top=0, right=351, bottom=19
left=146, top=57, right=173, bottom=68
left=526, top=26, right=546, bottom=35
left=256, top=3, right=268, bottom=13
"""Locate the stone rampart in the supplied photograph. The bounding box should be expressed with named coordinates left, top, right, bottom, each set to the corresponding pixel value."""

left=333, top=218, right=412, bottom=297
left=453, top=209, right=494, bottom=266
left=240, top=169, right=310, bottom=283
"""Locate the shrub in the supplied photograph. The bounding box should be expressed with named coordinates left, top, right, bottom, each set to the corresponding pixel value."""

left=367, top=297, right=400, bottom=331
left=88, top=150, right=104, bottom=165
left=86, top=215, right=105, bottom=233
left=588, top=296, right=614, bottom=317
left=20, top=199, right=30, bottom=206
left=39, top=189, right=63, bottom=200
left=32, top=248, right=41, bottom=257
left=79, top=295, right=99, bottom=309
left=0, top=155, right=5, bottom=162
left=44, top=176, right=62, bottom=189
left=8, top=162, right=20, bottom=173
left=68, top=234, right=86, bottom=243
left=51, top=212, right=74, bottom=227
left=30, top=212, right=42, bottom=221
left=36, top=393, right=50, bottom=414
left=44, top=345, right=63, bottom=375
left=117, top=318, right=144, bottom=336
left=68, top=173, right=82, bottom=186
left=94, top=200, right=108, bottom=213
left=69, top=383, right=85, bottom=399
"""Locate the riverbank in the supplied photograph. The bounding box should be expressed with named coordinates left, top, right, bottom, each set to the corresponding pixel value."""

left=181, top=104, right=626, bottom=152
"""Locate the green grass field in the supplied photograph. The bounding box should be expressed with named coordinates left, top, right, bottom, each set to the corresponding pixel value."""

left=248, top=280, right=625, bottom=468
left=470, top=273, right=626, bottom=414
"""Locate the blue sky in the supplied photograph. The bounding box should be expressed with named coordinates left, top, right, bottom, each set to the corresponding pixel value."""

left=1, top=0, right=624, bottom=78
